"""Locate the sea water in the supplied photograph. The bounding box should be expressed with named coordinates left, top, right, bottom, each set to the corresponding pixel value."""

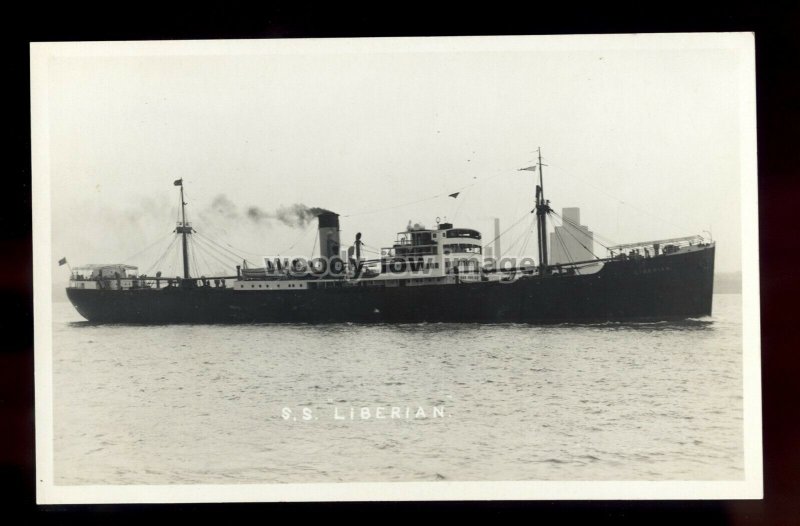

left=50, top=294, right=744, bottom=484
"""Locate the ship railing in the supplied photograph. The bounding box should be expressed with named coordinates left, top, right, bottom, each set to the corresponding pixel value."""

left=481, top=260, right=601, bottom=277
left=607, top=235, right=710, bottom=259
left=387, top=246, right=440, bottom=258
left=70, top=276, right=238, bottom=290
left=481, top=265, right=538, bottom=275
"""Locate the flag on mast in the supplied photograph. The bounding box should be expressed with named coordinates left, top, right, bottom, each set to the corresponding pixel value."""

left=58, top=257, right=67, bottom=266
left=518, top=165, right=537, bottom=172
left=174, top=178, right=183, bottom=186
left=448, top=192, right=460, bottom=198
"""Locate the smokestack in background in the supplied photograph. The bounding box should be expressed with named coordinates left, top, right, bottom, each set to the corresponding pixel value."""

left=317, top=211, right=341, bottom=261
left=494, top=217, right=501, bottom=259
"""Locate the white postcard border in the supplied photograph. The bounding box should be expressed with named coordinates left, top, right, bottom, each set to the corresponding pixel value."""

left=31, top=32, right=763, bottom=504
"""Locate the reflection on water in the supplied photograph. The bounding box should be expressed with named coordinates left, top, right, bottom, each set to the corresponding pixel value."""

left=52, top=294, right=743, bottom=484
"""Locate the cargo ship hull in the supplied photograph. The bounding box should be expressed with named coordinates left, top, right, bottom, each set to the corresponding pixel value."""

left=66, top=245, right=714, bottom=324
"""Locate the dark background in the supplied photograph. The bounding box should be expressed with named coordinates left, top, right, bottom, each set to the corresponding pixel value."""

left=5, top=3, right=798, bottom=523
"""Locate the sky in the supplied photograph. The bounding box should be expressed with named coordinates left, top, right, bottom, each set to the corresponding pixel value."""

left=40, top=35, right=753, bottom=281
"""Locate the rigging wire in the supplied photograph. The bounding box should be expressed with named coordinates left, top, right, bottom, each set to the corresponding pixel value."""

left=309, top=228, right=319, bottom=259
left=220, top=242, right=269, bottom=258
left=192, top=236, right=240, bottom=273
left=342, top=193, right=447, bottom=218
left=360, top=242, right=378, bottom=251
left=193, top=231, right=243, bottom=259
left=276, top=221, right=316, bottom=255
left=341, top=168, right=512, bottom=218
left=450, top=187, right=470, bottom=223
left=551, top=216, right=581, bottom=275
left=542, top=158, right=698, bottom=235
left=193, top=234, right=242, bottom=263
left=122, top=231, right=176, bottom=263
left=555, top=210, right=618, bottom=248
left=152, top=155, right=666, bottom=274
left=549, top=211, right=601, bottom=260
left=501, top=214, right=536, bottom=258
left=191, top=235, right=217, bottom=276
left=550, top=209, right=612, bottom=253
left=518, top=214, right=537, bottom=258
left=501, top=233, right=524, bottom=259
left=193, top=234, right=246, bottom=268
left=168, top=239, right=180, bottom=277
left=174, top=239, right=183, bottom=276
left=482, top=210, right=534, bottom=254
left=194, top=231, right=256, bottom=266
left=193, top=217, right=271, bottom=258
left=193, top=210, right=320, bottom=259
left=156, top=164, right=527, bottom=270
left=553, top=226, right=572, bottom=263
left=188, top=236, right=201, bottom=277
left=145, top=236, right=179, bottom=276
left=557, top=230, right=582, bottom=275
left=448, top=167, right=518, bottom=224
left=197, top=236, right=233, bottom=276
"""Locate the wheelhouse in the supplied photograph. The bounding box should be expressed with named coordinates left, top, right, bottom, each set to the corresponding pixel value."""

left=378, top=223, right=483, bottom=278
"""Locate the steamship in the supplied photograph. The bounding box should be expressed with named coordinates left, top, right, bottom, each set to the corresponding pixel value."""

left=65, top=150, right=715, bottom=323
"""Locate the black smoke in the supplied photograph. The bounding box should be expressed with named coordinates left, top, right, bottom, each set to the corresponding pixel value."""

left=260, top=203, right=333, bottom=228
left=202, top=194, right=332, bottom=229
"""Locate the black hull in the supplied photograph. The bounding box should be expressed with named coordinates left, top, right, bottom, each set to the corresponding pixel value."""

left=66, top=246, right=715, bottom=324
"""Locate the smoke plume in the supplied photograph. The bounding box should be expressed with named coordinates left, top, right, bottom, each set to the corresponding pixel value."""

left=265, top=204, right=332, bottom=228
left=210, top=195, right=240, bottom=220
left=203, top=194, right=332, bottom=229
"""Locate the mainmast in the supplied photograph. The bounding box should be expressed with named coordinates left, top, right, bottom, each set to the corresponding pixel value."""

left=174, top=178, right=191, bottom=279
left=534, top=147, right=550, bottom=274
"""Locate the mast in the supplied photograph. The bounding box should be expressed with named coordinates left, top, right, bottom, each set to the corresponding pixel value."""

left=535, top=147, right=550, bottom=274
left=175, top=179, right=191, bottom=279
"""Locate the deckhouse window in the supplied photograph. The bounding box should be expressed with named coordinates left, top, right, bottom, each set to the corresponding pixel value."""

left=443, top=243, right=482, bottom=254
left=445, top=229, right=481, bottom=240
